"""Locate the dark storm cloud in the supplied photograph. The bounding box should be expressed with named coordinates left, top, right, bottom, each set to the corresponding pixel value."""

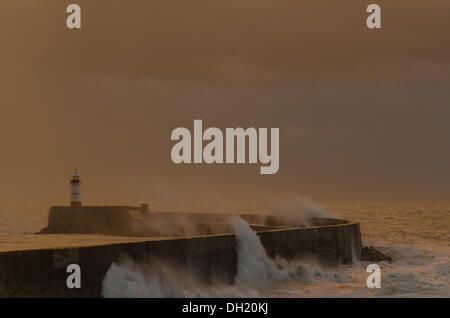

left=0, top=0, right=449, bottom=207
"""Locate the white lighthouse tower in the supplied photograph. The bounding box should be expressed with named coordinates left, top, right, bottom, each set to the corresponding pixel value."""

left=70, top=169, right=82, bottom=207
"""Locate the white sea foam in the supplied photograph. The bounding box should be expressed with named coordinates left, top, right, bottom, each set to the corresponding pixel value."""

left=102, top=217, right=329, bottom=297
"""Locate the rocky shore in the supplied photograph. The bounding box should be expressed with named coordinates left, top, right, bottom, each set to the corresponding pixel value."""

left=361, top=246, right=393, bottom=263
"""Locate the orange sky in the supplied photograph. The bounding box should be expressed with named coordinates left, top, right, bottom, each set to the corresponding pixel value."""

left=0, top=1, right=449, bottom=210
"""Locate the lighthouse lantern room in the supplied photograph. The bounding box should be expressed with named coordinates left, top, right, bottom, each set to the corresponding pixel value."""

left=70, top=169, right=82, bottom=206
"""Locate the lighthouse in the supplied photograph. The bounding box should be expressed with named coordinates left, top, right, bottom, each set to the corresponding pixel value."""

left=70, top=169, right=82, bottom=206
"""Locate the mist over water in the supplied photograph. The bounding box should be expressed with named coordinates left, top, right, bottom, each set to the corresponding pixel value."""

left=271, top=196, right=337, bottom=227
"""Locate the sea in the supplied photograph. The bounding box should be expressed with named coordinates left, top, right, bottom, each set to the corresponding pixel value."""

left=0, top=201, right=448, bottom=298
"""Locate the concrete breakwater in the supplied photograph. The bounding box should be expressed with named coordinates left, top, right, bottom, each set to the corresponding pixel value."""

left=42, top=205, right=290, bottom=236
left=0, top=221, right=361, bottom=297
left=41, top=206, right=350, bottom=236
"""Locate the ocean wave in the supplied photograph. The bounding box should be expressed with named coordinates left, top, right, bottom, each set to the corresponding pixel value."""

left=101, top=216, right=450, bottom=298
left=102, top=217, right=335, bottom=298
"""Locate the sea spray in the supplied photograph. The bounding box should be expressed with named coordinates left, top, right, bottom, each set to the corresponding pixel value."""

left=102, top=263, right=165, bottom=298
left=102, top=257, right=257, bottom=297
left=272, top=196, right=338, bottom=226
left=102, top=217, right=332, bottom=297
left=234, top=216, right=329, bottom=286
left=350, top=236, right=360, bottom=265
left=233, top=217, right=282, bottom=286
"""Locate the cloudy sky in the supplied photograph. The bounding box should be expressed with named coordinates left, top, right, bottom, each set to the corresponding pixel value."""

left=1, top=1, right=449, bottom=210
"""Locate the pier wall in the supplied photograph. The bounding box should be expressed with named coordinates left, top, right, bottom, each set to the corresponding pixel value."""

left=0, top=222, right=360, bottom=297
left=44, top=206, right=350, bottom=237
left=46, top=206, right=137, bottom=236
